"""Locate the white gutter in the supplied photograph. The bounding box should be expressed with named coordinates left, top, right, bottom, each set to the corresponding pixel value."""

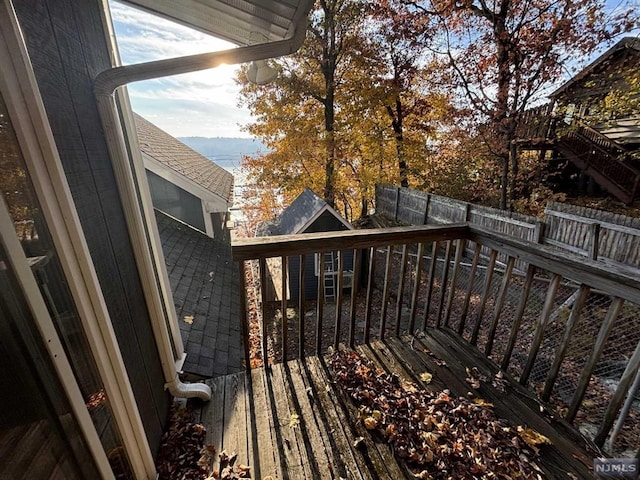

left=94, top=26, right=306, bottom=401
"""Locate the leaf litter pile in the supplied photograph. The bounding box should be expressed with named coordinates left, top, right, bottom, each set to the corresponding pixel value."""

left=157, top=404, right=251, bottom=480
left=328, top=349, right=550, bottom=479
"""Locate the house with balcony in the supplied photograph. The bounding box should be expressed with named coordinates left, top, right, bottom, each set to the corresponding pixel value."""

left=1, top=1, right=638, bottom=479
left=516, top=37, right=640, bottom=203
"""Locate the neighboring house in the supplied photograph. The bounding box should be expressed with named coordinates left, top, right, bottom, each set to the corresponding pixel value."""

left=516, top=37, right=640, bottom=204
left=0, top=1, right=312, bottom=479
left=259, top=188, right=355, bottom=301
left=135, top=113, right=233, bottom=240
left=550, top=36, right=640, bottom=149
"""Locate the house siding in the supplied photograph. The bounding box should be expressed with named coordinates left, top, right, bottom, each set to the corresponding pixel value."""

left=289, top=211, right=354, bottom=301
left=147, top=170, right=206, bottom=232
left=14, top=0, right=170, bottom=457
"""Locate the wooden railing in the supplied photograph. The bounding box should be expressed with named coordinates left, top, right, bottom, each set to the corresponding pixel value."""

left=515, top=103, right=557, bottom=141
left=233, top=224, right=640, bottom=456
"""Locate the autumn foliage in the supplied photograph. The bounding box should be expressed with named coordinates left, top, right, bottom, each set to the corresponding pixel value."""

left=237, top=0, right=637, bottom=226
left=328, top=348, right=549, bottom=479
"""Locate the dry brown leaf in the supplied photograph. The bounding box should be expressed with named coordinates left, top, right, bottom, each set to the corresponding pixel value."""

left=517, top=426, right=552, bottom=447
left=289, top=413, right=300, bottom=429
left=472, top=398, right=494, bottom=407
left=419, top=372, right=433, bottom=384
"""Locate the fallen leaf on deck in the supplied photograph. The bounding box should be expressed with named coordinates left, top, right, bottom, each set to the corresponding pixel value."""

left=420, top=372, right=433, bottom=384
left=472, top=398, right=494, bottom=407
left=517, top=426, right=552, bottom=447
left=183, top=315, right=194, bottom=324
left=328, top=348, right=543, bottom=479
left=289, top=413, right=300, bottom=429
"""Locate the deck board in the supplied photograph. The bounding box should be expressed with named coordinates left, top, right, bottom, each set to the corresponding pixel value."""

left=286, top=360, right=336, bottom=479
left=194, top=333, right=598, bottom=479
left=267, top=363, right=314, bottom=479
left=249, top=368, right=282, bottom=480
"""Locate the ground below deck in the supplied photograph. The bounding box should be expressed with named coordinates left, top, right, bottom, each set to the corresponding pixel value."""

left=192, top=330, right=598, bottom=479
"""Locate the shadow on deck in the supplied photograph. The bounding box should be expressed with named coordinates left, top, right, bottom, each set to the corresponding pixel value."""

left=193, top=330, right=596, bottom=479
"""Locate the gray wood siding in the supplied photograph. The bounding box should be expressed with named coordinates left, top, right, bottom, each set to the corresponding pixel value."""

left=14, top=0, right=170, bottom=456
left=147, top=170, right=206, bottom=232
left=288, top=212, right=354, bottom=300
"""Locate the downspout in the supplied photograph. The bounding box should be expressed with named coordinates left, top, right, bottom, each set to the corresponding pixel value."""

left=94, top=27, right=306, bottom=400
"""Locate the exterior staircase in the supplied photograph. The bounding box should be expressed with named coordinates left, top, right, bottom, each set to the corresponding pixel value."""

left=516, top=104, right=640, bottom=204
left=556, top=123, right=640, bottom=204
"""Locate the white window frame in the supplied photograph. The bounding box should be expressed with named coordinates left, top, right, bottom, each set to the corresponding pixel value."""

left=0, top=3, right=155, bottom=478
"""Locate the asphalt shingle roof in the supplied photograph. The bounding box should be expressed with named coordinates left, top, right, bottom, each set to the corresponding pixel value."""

left=134, top=113, right=234, bottom=202
left=276, top=188, right=327, bottom=234
left=156, top=210, right=242, bottom=378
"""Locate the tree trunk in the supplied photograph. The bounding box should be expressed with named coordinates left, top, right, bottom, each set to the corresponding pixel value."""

left=494, top=19, right=511, bottom=210
left=509, top=131, right=519, bottom=208
left=388, top=91, right=409, bottom=188
left=321, top=0, right=337, bottom=208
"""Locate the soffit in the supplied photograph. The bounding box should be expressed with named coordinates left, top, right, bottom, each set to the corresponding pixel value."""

left=120, top=0, right=313, bottom=45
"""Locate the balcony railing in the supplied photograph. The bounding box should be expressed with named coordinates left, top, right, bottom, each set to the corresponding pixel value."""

left=233, top=224, right=640, bottom=457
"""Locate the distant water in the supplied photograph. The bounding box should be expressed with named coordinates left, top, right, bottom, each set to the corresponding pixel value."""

left=214, top=159, right=243, bottom=172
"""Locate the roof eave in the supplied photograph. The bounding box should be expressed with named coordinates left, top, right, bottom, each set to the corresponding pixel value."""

left=550, top=37, right=640, bottom=99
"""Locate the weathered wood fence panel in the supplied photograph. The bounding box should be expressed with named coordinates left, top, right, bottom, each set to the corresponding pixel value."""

left=545, top=202, right=640, bottom=270
left=376, top=184, right=640, bottom=272
left=396, top=188, right=429, bottom=225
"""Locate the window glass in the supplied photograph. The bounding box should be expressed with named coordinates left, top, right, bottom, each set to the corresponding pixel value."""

left=0, top=92, right=133, bottom=479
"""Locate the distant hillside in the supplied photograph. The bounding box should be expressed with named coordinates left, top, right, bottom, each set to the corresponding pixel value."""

left=178, top=137, right=268, bottom=170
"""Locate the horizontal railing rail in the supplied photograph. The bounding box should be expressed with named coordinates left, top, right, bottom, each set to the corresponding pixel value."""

left=233, top=223, right=640, bottom=457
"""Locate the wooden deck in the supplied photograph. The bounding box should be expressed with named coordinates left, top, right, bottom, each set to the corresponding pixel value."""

left=193, top=330, right=597, bottom=479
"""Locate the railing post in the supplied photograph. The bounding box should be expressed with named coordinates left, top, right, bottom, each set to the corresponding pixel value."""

left=316, top=255, right=325, bottom=354
left=594, top=338, right=640, bottom=447
left=567, top=297, right=624, bottom=423
left=534, top=220, right=545, bottom=243
left=422, top=194, right=431, bottom=225
left=298, top=254, right=305, bottom=358
left=394, top=244, right=409, bottom=336
left=380, top=246, right=394, bottom=340
left=520, top=274, right=562, bottom=385
left=281, top=256, right=288, bottom=362
left=589, top=223, right=600, bottom=260
left=333, top=251, right=345, bottom=348
left=348, top=249, right=361, bottom=347
left=408, top=243, right=425, bottom=334
left=237, top=261, right=252, bottom=371
left=259, top=258, right=269, bottom=367
left=363, top=247, right=376, bottom=344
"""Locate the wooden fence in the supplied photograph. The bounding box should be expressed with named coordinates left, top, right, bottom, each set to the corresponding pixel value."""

left=376, top=184, right=640, bottom=272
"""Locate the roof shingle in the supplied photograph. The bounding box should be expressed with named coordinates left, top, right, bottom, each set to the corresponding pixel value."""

left=134, top=113, right=234, bottom=202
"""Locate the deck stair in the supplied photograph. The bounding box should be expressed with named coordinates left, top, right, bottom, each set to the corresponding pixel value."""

left=556, top=123, right=640, bottom=204
left=517, top=104, right=640, bottom=204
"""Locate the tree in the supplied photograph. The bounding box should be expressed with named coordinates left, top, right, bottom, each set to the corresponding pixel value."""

left=238, top=0, right=367, bottom=216
left=405, top=0, right=636, bottom=209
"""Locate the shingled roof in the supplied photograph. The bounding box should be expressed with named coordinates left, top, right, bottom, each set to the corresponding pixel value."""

left=551, top=37, right=640, bottom=99
left=261, top=188, right=353, bottom=235
left=134, top=113, right=234, bottom=202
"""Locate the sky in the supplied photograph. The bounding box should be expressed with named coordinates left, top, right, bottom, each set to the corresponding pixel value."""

left=109, top=0, right=639, bottom=140
left=109, top=1, right=253, bottom=138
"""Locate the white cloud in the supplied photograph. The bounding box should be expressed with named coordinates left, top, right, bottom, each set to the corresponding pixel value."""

left=109, top=1, right=252, bottom=137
